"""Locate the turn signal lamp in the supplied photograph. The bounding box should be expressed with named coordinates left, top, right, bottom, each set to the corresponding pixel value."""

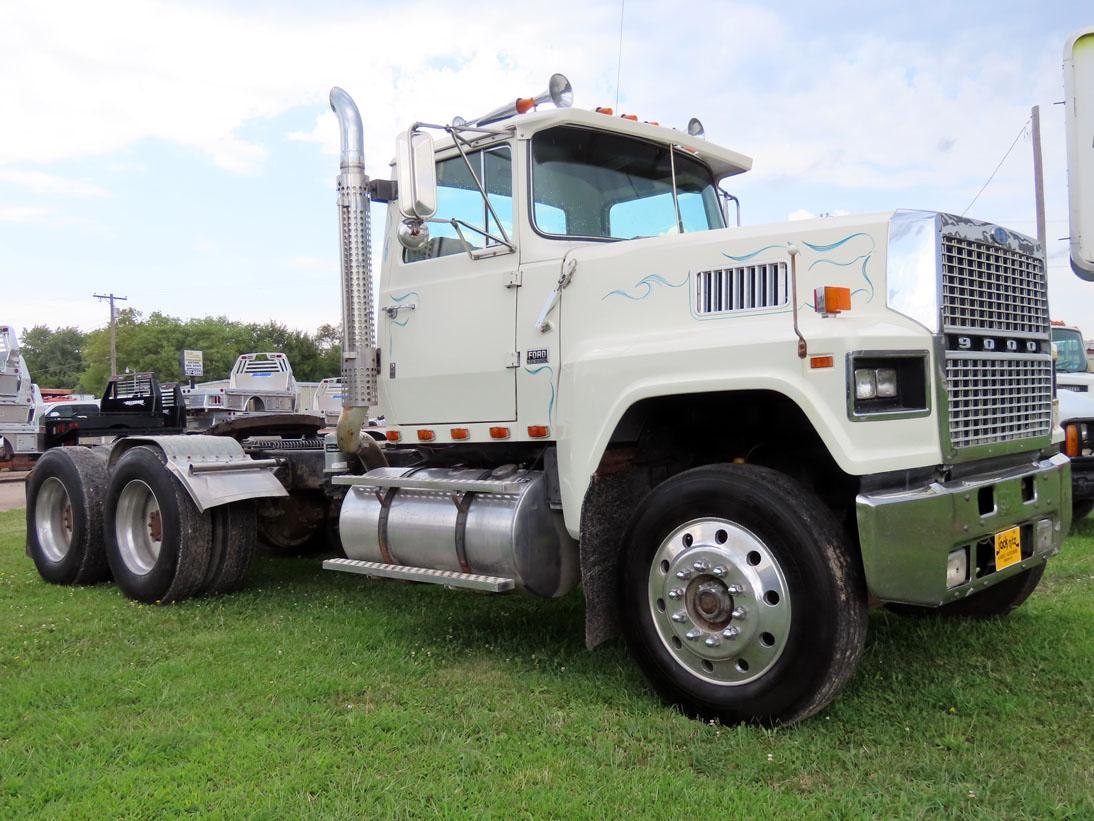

left=386, top=431, right=401, bottom=442
left=810, top=355, right=834, bottom=369
left=814, top=286, right=852, bottom=314
left=489, top=426, right=510, bottom=439
left=417, top=429, right=435, bottom=442
left=450, top=427, right=470, bottom=440
left=1066, top=423, right=1080, bottom=457
left=527, top=425, right=550, bottom=438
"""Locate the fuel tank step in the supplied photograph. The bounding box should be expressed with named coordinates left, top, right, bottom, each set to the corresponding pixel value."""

left=332, top=474, right=529, bottom=495
left=322, top=558, right=516, bottom=593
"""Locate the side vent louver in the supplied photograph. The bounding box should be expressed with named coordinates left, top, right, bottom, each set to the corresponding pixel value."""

left=695, top=262, right=789, bottom=315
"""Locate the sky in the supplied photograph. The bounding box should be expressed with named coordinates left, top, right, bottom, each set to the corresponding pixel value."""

left=1, top=0, right=1091, bottom=339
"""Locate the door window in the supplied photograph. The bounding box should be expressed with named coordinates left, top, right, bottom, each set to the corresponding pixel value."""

left=404, top=146, right=513, bottom=262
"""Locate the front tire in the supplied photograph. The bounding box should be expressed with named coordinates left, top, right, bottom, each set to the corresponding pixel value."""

left=620, top=464, right=867, bottom=725
left=104, top=446, right=212, bottom=604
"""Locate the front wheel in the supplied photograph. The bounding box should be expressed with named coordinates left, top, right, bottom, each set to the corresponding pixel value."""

left=620, top=464, right=867, bottom=726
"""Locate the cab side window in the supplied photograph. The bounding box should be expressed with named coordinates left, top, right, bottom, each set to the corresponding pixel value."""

left=404, top=146, right=513, bottom=262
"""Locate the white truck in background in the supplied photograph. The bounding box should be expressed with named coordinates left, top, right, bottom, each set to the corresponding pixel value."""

left=181, top=352, right=297, bottom=428
left=25, top=74, right=1070, bottom=725
left=0, top=325, right=43, bottom=466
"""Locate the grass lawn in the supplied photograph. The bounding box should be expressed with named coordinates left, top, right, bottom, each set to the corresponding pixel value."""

left=1, top=505, right=1091, bottom=818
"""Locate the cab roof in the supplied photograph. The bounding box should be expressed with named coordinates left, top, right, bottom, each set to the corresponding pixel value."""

left=429, top=107, right=753, bottom=181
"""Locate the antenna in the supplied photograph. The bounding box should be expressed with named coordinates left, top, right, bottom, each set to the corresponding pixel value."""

left=615, top=0, right=626, bottom=112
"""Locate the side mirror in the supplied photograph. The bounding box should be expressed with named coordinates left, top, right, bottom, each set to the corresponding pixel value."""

left=396, top=130, right=437, bottom=220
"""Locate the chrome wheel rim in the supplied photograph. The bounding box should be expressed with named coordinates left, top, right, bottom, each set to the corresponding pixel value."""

left=35, top=477, right=74, bottom=563
left=648, top=517, right=791, bottom=685
left=115, top=479, right=163, bottom=576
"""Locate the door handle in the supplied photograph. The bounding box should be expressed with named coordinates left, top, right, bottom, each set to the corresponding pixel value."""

left=384, top=303, right=417, bottom=318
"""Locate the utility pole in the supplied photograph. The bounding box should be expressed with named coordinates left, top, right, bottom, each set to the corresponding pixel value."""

left=1031, top=104, right=1047, bottom=251
left=93, top=292, right=128, bottom=377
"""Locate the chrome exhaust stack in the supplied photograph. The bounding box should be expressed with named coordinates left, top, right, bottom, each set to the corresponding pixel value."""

left=329, top=87, right=378, bottom=455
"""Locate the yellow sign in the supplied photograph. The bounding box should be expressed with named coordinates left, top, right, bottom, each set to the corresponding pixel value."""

left=993, top=526, right=1022, bottom=572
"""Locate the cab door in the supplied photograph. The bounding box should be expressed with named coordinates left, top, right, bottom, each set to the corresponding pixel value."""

left=380, top=145, right=518, bottom=425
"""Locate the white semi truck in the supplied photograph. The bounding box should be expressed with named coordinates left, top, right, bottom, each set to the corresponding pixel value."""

left=24, top=77, right=1070, bottom=725
left=1, top=325, right=43, bottom=466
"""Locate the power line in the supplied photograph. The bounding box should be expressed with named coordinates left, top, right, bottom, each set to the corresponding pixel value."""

left=961, top=119, right=1030, bottom=216
left=614, top=0, right=625, bottom=112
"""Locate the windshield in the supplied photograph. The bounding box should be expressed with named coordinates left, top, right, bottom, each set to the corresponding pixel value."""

left=530, top=125, right=724, bottom=240
left=1053, top=327, right=1088, bottom=373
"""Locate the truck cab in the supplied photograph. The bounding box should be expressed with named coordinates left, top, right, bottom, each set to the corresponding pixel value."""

left=1052, top=321, right=1094, bottom=392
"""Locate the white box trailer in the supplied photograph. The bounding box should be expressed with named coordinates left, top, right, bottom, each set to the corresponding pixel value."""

left=25, top=72, right=1073, bottom=726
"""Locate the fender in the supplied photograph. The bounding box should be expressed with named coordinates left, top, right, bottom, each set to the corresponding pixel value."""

left=108, top=435, right=288, bottom=512
left=556, top=366, right=941, bottom=537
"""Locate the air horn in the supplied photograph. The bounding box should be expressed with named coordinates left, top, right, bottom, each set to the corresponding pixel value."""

left=453, top=73, right=573, bottom=127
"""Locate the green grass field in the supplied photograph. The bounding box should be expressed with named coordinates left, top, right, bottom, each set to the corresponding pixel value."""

left=1, top=506, right=1091, bottom=818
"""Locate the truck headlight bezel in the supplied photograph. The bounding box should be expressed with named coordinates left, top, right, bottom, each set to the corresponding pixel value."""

left=846, top=351, right=931, bottom=421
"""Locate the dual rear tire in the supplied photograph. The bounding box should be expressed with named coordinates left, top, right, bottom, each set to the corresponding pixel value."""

left=26, top=446, right=255, bottom=602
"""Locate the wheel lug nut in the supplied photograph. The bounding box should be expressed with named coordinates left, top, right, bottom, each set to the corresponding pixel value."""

left=731, top=607, right=746, bottom=619
left=675, top=569, right=692, bottom=580
left=722, top=626, right=740, bottom=639
left=712, top=565, right=727, bottom=577
left=727, top=584, right=744, bottom=595
left=685, top=628, right=702, bottom=641
left=671, top=610, right=688, bottom=623
left=692, top=560, right=710, bottom=572
left=704, top=635, right=721, bottom=648
left=668, top=587, right=684, bottom=600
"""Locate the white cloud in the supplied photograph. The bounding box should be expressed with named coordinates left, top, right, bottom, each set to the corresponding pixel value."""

left=0, top=168, right=108, bottom=197
left=0, top=205, right=52, bottom=223
left=289, top=255, right=335, bottom=272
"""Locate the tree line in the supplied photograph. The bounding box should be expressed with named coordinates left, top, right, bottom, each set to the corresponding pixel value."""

left=19, top=311, right=342, bottom=394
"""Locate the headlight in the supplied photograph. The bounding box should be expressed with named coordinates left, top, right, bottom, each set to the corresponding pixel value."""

left=847, top=352, right=930, bottom=420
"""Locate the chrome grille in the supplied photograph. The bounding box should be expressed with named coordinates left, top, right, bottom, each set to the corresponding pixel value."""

left=944, top=353, right=1053, bottom=449
left=695, top=263, right=788, bottom=315
left=941, top=236, right=1048, bottom=336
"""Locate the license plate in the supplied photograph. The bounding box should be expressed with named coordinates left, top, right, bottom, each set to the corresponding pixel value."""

left=994, top=526, right=1022, bottom=572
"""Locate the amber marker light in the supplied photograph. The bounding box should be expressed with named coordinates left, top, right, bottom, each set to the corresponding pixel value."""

left=814, top=286, right=852, bottom=314
left=595, top=106, right=614, bottom=115
left=417, top=430, right=435, bottom=442
left=489, top=426, right=510, bottom=439
left=515, top=97, right=535, bottom=114
left=1066, top=423, right=1080, bottom=457
left=386, top=431, right=401, bottom=442
left=810, top=356, right=834, bottom=369
left=450, top=428, right=470, bottom=440
left=527, top=425, right=550, bottom=438
left=621, top=113, right=638, bottom=121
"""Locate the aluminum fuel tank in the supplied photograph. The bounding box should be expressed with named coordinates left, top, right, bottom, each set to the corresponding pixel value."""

left=339, top=466, right=579, bottom=598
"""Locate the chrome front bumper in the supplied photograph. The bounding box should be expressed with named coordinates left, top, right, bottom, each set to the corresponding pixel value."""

left=856, top=453, right=1070, bottom=606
